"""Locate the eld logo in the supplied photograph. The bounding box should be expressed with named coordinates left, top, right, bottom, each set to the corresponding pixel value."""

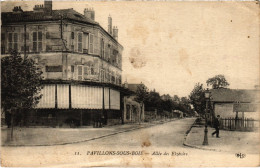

left=235, top=153, right=246, bottom=159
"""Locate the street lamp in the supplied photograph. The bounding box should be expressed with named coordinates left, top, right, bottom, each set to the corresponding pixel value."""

left=203, top=88, right=210, bottom=145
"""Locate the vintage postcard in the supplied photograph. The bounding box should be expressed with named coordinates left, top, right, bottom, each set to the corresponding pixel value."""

left=1, top=0, right=259, bottom=167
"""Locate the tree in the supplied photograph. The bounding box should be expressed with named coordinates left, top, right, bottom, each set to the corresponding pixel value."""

left=206, top=74, right=229, bottom=89
left=134, top=83, right=149, bottom=124
left=1, top=51, right=43, bottom=139
left=145, top=90, right=162, bottom=112
left=189, top=83, right=206, bottom=115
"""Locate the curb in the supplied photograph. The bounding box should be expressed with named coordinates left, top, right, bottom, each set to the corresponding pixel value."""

left=183, top=120, right=222, bottom=152
left=2, top=119, right=177, bottom=147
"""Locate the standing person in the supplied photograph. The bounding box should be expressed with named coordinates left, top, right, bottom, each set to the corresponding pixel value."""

left=212, top=115, right=220, bottom=138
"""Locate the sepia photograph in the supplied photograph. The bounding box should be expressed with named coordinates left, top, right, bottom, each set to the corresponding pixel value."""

left=1, top=0, right=259, bottom=167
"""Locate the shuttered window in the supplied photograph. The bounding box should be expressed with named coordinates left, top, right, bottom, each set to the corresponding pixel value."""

left=91, top=67, right=94, bottom=75
left=89, top=34, right=94, bottom=54
left=77, top=32, right=83, bottom=52
left=83, top=33, right=89, bottom=53
left=84, top=66, right=88, bottom=75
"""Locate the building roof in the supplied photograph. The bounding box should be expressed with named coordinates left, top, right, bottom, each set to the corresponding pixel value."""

left=1, top=9, right=98, bottom=25
left=210, top=88, right=259, bottom=103
left=1, top=8, right=123, bottom=48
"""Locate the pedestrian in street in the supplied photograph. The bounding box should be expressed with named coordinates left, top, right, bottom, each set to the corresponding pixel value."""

left=212, top=115, right=220, bottom=138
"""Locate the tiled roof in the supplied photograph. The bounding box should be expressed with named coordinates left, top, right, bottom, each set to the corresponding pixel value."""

left=1, top=9, right=98, bottom=25
left=210, top=88, right=259, bottom=103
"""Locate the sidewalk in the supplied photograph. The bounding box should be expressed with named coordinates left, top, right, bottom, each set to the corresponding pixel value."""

left=1, top=119, right=175, bottom=146
left=184, top=125, right=260, bottom=154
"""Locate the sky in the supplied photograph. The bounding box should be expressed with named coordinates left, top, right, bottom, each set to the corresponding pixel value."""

left=2, top=1, right=259, bottom=97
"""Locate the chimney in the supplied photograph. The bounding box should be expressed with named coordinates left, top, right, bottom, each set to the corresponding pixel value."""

left=13, top=6, right=23, bottom=13
left=108, top=15, right=112, bottom=35
left=44, top=0, right=52, bottom=14
left=84, top=8, right=95, bottom=20
left=33, top=4, right=44, bottom=12
left=113, top=26, right=118, bottom=41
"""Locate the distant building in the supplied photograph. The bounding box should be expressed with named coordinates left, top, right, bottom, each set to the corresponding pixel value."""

left=1, top=1, right=132, bottom=126
left=210, top=88, right=259, bottom=120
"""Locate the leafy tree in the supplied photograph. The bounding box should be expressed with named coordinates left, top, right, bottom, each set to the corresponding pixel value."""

left=189, top=83, right=206, bottom=115
left=178, top=97, right=192, bottom=114
left=1, top=51, right=43, bottom=139
left=145, top=90, right=162, bottom=112
left=206, top=74, right=229, bottom=89
left=134, top=83, right=149, bottom=124
left=161, top=99, right=173, bottom=112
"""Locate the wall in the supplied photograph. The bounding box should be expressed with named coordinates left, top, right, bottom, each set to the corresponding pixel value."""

left=214, top=103, right=259, bottom=120
left=1, top=21, right=123, bottom=84
left=29, top=53, right=63, bottom=79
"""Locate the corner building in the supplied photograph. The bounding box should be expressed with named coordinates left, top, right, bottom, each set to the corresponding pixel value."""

left=1, top=1, right=131, bottom=126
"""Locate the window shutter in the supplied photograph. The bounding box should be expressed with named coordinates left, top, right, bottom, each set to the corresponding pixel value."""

left=84, top=66, right=88, bottom=75
left=14, top=33, right=18, bottom=51
left=13, top=33, right=18, bottom=42
left=91, top=67, right=94, bottom=75
left=38, top=32, right=42, bottom=41
left=78, top=33, right=82, bottom=52
left=38, top=32, right=42, bottom=51
left=78, top=65, right=83, bottom=80
left=89, top=34, right=94, bottom=54
left=33, top=32, right=37, bottom=41
left=71, top=32, right=74, bottom=39
left=33, top=32, right=37, bottom=51
left=38, top=42, right=42, bottom=52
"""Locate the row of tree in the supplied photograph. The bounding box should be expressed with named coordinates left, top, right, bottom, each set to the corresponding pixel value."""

left=135, top=74, right=230, bottom=118
left=135, top=84, right=194, bottom=117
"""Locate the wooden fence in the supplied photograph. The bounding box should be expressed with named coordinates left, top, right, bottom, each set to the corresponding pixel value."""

left=219, top=118, right=257, bottom=131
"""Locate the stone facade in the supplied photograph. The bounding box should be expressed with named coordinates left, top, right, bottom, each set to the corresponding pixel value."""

left=1, top=1, right=129, bottom=127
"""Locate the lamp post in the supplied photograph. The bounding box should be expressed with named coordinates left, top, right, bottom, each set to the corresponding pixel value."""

left=203, top=88, right=210, bottom=145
